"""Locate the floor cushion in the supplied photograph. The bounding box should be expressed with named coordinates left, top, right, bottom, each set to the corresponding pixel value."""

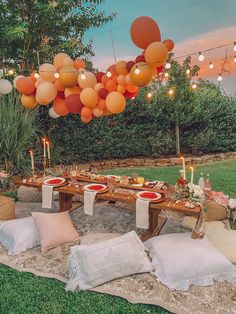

left=144, top=232, right=236, bottom=291
left=32, top=211, right=80, bottom=253
left=0, top=195, right=15, bottom=220
left=204, top=200, right=227, bottom=221
left=66, top=231, right=152, bottom=291
left=0, top=217, right=40, bottom=255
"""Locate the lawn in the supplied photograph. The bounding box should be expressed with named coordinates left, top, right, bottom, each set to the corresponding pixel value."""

left=0, top=159, right=235, bottom=314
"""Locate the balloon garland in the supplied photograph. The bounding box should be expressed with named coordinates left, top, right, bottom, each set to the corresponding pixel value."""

left=0, top=16, right=174, bottom=123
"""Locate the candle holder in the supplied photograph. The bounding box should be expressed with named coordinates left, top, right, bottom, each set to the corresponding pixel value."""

left=185, top=191, right=196, bottom=209
left=31, top=168, right=36, bottom=181
left=42, top=156, right=47, bottom=177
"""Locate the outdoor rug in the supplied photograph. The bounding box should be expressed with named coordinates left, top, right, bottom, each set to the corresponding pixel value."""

left=0, top=201, right=236, bottom=314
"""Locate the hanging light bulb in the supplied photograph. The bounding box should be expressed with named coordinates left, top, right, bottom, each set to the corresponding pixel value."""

left=165, top=62, right=171, bottom=69
left=234, top=55, right=236, bottom=63
left=198, top=52, right=205, bottom=62
left=234, top=42, right=236, bottom=52
left=134, top=65, right=140, bottom=75
left=217, top=73, right=223, bottom=82
left=186, top=69, right=190, bottom=75
left=54, top=72, right=59, bottom=79
left=147, top=92, right=153, bottom=99
left=80, top=71, right=86, bottom=80
left=131, top=97, right=135, bottom=100
left=209, top=62, right=214, bottom=69
left=164, top=72, right=169, bottom=78
left=34, top=73, right=39, bottom=79
left=191, top=83, right=197, bottom=90
left=8, top=69, right=14, bottom=75
left=106, top=70, right=112, bottom=78
left=168, top=89, right=174, bottom=96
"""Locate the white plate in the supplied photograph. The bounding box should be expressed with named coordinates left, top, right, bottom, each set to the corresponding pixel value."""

left=43, top=177, right=66, bottom=186
left=136, top=191, right=162, bottom=202
left=83, top=183, right=107, bottom=192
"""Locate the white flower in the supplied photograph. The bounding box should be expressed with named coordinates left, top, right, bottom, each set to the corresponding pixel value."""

left=228, top=198, right=236, bottom=209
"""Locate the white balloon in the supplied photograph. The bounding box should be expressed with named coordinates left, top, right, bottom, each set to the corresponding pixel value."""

left=13, top=75, right=23, bottom=88
left=49, top=107, right=60, bottom=119
left=0, top=79, right=13, bottom=94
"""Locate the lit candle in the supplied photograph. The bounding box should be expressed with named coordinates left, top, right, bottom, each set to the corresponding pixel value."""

left=46, top=141, right=50, bottom=159
left=29, top=149, right=34, bottom=173
left=42, top=138, right=46, bottom=157
left=180, top=156, right=186, bottom=180
left=190, top=166, right=194, bottom=193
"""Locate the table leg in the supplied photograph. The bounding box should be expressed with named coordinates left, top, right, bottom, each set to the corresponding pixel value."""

left=59, top=192, right=73, bottom=212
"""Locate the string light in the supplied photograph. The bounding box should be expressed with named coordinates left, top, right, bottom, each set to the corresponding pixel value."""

left=80, top=71, right=86, bottom=80
left=209, top=62, right=214, bottom=69
left=34, top=73, right=39, bottom=79
left=134, top=66, right=140, bottom=75
left=147, top=92, right=153, bottom=99
left=106, top=71, right=112, bottom=77
left=8, top=69, right=14, bottom=75
left=217, top=73, right=223, bottom=82
left=234, top=56, right=236, bottom=63
left=186, top=69, right=190, bottom=75
left=198, top=52, right=205, bottom=61
left=131, top=97, right=135, bottom=100
left=234, top=42, right=236, bottom=52
left=165, top=62, right=171, bottom=69
left=191, top=83, right=197, bottom=90
left=164, top=72, right=169, bottom=78
left=168, top=89, right=174, bottom=96
left=54, top=72, right=59, bottom=79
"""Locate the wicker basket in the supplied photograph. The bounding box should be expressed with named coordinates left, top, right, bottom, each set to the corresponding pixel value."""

left=0, top=195, right=15, bottom=220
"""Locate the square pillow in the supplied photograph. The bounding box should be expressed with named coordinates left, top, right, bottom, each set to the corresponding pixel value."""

left=66, top=231, right=152, bottom=291
left=32, top=211, right=80, bottom=253
left=0, top=217, right=40, bottom=255
left=144, top=232, right=236, bottom=291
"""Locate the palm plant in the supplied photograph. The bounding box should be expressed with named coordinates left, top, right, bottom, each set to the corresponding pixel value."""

left=0, top=91, right=39, bottom=177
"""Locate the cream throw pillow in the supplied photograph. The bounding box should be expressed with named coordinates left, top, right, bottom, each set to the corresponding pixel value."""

left=32, top=211, right=80, bottom=253
left=66, top=231, right=152, bottom=291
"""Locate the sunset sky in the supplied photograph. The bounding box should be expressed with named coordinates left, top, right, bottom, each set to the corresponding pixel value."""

left=85, top=0, right=236, bottom=93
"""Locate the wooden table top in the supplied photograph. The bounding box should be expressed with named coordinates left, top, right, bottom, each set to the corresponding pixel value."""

left=19, top=178, right=201, bottom=217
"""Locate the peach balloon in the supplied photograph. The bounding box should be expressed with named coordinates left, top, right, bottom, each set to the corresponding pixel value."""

left=81, top=106, right=92, bottom=118
left=21, top=94, right=37, bottom=109
left=115, top=60, right=128, bottom=75
left=125, top=74, right=133, bottom=85
left=105, top=91, right=126, bottom=114
left=53, top=97, right=69, bottom=116
left=35, top=76, right=46, bottom=88
left=53, top=53, right=70, bottom=69
left=144, top=42, right=168, bottom=66
left=64, top=86, right=81, bottom=97
left=93, top=107, right=103, bottom=117
left=117, top=75, right=126, bottom=85
left=59, top=66, right=78, bottom=87
left=39, top=63, right=56, bottom=82
left=78, top=71, right=97, bottom=89
left=62, top=56, right=74, bottom=67
left=130, top=62, right=153, bottom=87
left=97, top=99, right=106, bottom=110
left=105, top=79, right=117, bottom=92
left=126, top=84, right=138, bottom=93
left=81, top=115, right=92, bottom=123
left=16, top=77, right=35, bottom=95
left=94, top=82, right=104, bottom=92
left=80, top=88, right=98, bottom=108
left=74, top=58, right=86, bottom=70
left=54, top=79, right=65, bottom=91
left=117, top=84, right=126, bottom=94
left=36, top=82, right=57, bottom=104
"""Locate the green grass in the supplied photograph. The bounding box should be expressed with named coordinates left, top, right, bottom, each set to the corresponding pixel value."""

left=1, top=159, right=235, bottom=314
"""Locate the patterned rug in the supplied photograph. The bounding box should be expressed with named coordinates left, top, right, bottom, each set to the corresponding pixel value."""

left=0, top=201, right=236, bottom=314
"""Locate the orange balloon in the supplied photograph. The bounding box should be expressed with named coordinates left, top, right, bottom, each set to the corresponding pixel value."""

left=103, top=107, right=113, bottom=116
left=80, top=88, right=98, bottom=108
left=94, top=82, right=104, bottom=92
left=97, top=99, right=106, bottom=110
left=115, top=60, right=128, bottom=75
left=126, top=84, right=138, bottom=93
left=78, top=71, right=97, bottom=88
left=93, top=107, right=103, bottom=117
left=35, top=76, right=46, bottom=88
left=53, top=97, right=69, bottom=116
left=117, top=74, right=126, bottom=85
left=130, top=16, right=161, bottom=49
left=59, top=66, right=78, bottom=87
left=36, top=82, right=57, bottom=104
left=107, top=64, right=117, bottom=77
left=21, top=94, right=37, bottom=109
left=53, top=53, right=70, bottom=69
left=54, top=79, right=65, bottom=91
left=101, top=74, right=110, bottom=85
left=81, top=115, right=92, bottom=123
left=16, top=77, right=35, bottom=95
left=81, top=106, right=92, bottom=118
left=125, top=74, right=133, bottom=85
left=64, top=86, right=81, bottom=97
left=62, top=56, right=74, bottom=67
left=130, top=62, right=153, bottom=87
left=74, top=58, right=86, bottom=70
left=105, top=91, right=126, bottom=114
left=163, top=39, right=175, bottom=52
left=39, top=63, right=56, bottom=82
left=117, top=84, right=126, bottom=94
left=144, top=42, right=168, bottom=66
left=105, top=79, right=117, bottom=92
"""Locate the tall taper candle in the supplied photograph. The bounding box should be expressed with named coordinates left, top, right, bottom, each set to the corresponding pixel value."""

left=29, top=149, right=34, bottom=175
left=190, top=166, right=194, bottom=193
left=42, top=138, right=46, bottom=157
left=180, top=156, right=186, bottom=180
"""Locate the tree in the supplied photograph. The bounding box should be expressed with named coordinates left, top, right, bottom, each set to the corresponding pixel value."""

left=0, top=0, right=115, bottom=72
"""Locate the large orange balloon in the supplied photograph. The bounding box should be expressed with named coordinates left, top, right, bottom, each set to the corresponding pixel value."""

left=74, top=58, right=86, bottom=70
left=59, top=66, right=78, bottom=87
left=105, top=79, right=117, bottom=92
left=64, top=86, right=81, bottom=97
left=65, top=94, right=83, bottom=114
left=117, top=74, right=126, bottom=85
left=53, top=97, right=69, bottom=116
left=36, top=82, right=57, bottom=104
left=81, top=106, right=92, bottom=118
left=80, top=88, right=98, bottom=108
left=126, top=84, right=138, bottom=93
left=54, top=79, right=65, bottom=91
left=163, top=39, right=175, bottom=52
left=144, top=42, right=168, bottom=66
left=130, top=62, right=153, bottom=87
left=78, top=71, right=97, bottom=88
left=16, top=77, right=35, bottom=95
left=53, top=53, right=70, bottom=69
left=21, top=94, right=37, bottom=109
left=106, top=64, right=117, bottom=78
left=39, top=63, right=56, bottom=82
left=130, top=16, right=161, bottom=49
left=115, top=60, right=128, bottom=75
left=105, top=91, right=126, bottom=114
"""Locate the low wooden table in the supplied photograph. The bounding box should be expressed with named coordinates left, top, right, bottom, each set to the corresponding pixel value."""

left=19, top=178, right=201, bottom=241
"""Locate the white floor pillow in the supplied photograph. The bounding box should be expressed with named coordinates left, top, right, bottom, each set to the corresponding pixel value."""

left=0, top=217, right=40, bottom=255
left=144, top=232, right=236, bottom=291
left=66, top=231, right=152, bottom=291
